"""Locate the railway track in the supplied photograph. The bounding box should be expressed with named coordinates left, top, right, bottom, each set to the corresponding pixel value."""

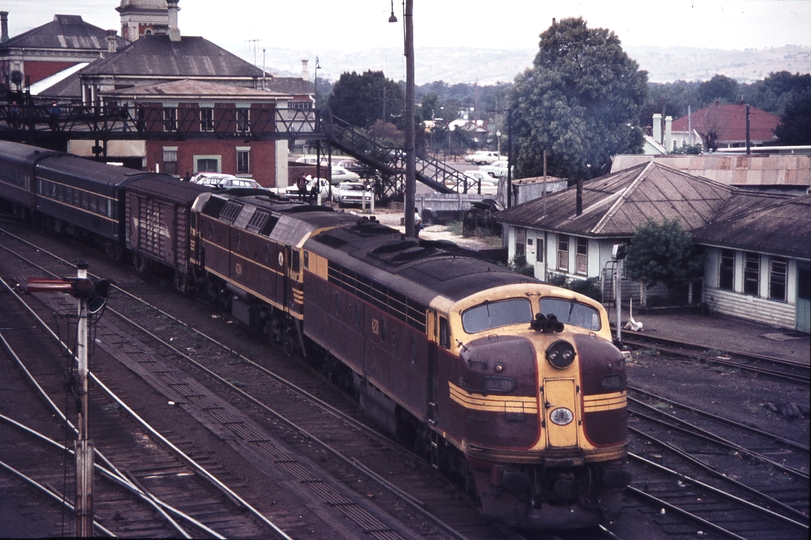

left=0, top=280, right=288, bottom=539
left=0, top=223, right=511, bottom=538
left=625, top=385, right=809, bottom=539
left=622, top=334, right=809, bottom=385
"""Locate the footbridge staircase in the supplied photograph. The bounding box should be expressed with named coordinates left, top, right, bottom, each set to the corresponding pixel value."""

left=319, top=110, right=467, bottom=197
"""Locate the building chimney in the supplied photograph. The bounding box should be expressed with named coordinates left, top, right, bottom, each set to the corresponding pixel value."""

left=167, top=0, right=180, bottom=42
left=106, top=30, right=118, bottom=53
left=301, top=59, right=309, bottom=81
left=576, top=180, right=583, bottom=216
left=664, top=115, right=672, bottom=152
left=652, top=113, right=662, bottom=145
left=1, top=12, right=9, bottom=44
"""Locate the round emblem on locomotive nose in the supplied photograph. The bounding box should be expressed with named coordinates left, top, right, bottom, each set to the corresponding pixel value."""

left=549, top=407, right=574, bottom=426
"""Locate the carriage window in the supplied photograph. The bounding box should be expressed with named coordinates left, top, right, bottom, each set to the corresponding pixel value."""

left=461, top=298, right=533, bottom=334
left=539, top=297, right=601, bottom=331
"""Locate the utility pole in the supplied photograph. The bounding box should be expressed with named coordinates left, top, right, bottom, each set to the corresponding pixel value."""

left=25, top=261, right=110, bottom=537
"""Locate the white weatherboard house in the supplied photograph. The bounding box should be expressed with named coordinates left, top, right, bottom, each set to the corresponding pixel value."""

left=495, top=161, right=810, bottom=333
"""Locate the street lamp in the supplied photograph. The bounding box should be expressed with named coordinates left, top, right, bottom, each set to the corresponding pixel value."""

left=390, top=0, right=416, bottom=237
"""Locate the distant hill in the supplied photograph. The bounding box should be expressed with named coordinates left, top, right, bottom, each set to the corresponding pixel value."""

left=251, top=45, right=811, bottom=86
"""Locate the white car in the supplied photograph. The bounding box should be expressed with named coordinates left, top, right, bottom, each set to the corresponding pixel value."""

left=331, top=181, right=372, bottom=207
left=330, top=166, right=360, bottom=184
left=479, top=160, right=512, bottom=179
left=465, top=151, right=503, bottom=165
left=189, top=173, right=265, bottom=190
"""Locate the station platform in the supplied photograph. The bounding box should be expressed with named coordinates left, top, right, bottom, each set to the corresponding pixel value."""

left=607, top=306, right=809, bottom=364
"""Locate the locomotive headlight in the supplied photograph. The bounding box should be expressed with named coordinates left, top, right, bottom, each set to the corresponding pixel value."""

left=549, top=407, right=574, bottom=426
left=546, top=340, right=576, bottom=369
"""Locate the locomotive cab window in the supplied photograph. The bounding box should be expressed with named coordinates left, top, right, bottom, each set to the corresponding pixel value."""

left=539, top=297, right=601, bottom=331
left=462, top=298, right=533, bottom=334
left=439, top=317, right=450, bottom=349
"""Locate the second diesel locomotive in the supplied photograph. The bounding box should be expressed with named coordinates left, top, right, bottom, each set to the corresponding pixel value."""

left=0, top=140, right=630, bottom=528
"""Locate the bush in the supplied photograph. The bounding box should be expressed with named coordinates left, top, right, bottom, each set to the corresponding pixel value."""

left=509, top=254, right=535, bottom=277
left=546, top=274, right=602, bottom=302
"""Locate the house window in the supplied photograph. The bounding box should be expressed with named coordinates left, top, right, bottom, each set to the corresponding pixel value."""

left=536, top=237, right=544, bottom=263
left=719, top=249, right=734, bottom=291
left=743, top=252, right=759, bottom=296
left=237, top=108, right=250, bottom=133
left=163, top=147, right=178, bottom=175
left=575, top=237, right=588, bottom=275
left=196, top=157, right=219, bottom=172
left=237, top=148, right=250, bottom=175
left=515, top=227, right=526, bottom=259
left=163, top=107, right=177, bottom=132
left=557, top=234, right=569, bottom=272
left=200, top=108, right=214, bottom=132
left=769, top=257, right=787, bottom=301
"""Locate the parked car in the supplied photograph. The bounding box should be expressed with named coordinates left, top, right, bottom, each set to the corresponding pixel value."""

left=329, top=166, right=360, bottom=184
left=283, top=176, right=330, bottom=200
left=479, top=159, right=512, bottom=179
left=465, top=151, right=503, bottom=165
left=294, top=154, right=329, bottom=166
left=331, top=181, right=373, bottom=207
left=189, top=173, right=265, bottom=190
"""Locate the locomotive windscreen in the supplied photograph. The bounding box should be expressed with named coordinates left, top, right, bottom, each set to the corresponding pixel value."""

left=539, top=298, right=602, bottom=331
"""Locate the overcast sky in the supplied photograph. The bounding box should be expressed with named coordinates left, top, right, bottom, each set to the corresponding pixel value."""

left=5, top=1, right=811, bottom=73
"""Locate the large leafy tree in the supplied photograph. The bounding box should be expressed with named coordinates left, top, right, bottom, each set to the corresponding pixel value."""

left=327, top=70, right=404, bottom=129
left=509, top=18, right=648, bottom=180
left=696, top=74, right=739, bottom=106
left=774, top=90, right=811, bottom=145
left=625, top=219, right=704, bottom=303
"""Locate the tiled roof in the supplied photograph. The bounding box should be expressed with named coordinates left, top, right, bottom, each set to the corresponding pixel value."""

left=671, top=103, right=779, bottom=144
left=0, top=15, right=127, bottom=51
left=497, top=162, right=732, bottom=237
left=80, top=35, right=264, bottom=79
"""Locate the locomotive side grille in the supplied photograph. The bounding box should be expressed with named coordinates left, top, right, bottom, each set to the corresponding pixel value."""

left=328, top=260, right=427, bottom=332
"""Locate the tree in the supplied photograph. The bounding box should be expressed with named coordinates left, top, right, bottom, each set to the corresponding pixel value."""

left=625, top=219, right=704, bottom=303
left=696, top=74, right=739, bottom=107
left=327, top=70, right=404, bottom=129
left=774, top=90, right=811, bottom=145
left=509, top=18, right=648, bottom=180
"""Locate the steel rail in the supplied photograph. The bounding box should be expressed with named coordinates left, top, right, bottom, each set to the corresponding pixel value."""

left=0, top=276, right=292, bottom=540
left=0, top=412, right=199, bottom=539
left=629, top=399, right=809, bottom=481
left=0, top=459, right=118, bottom=538
left=630, top=453, right=808, bottom=531
left=629, top=426, right=808, bottom=524
left=629, top=385, right=809, bottom=453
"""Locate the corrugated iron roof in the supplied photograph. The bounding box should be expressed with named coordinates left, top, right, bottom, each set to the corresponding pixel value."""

left=497, top=162, right=732, bottom=237
left=497, top=161, right=810, bottom=258
left=692, top=194, right=811, bottom=259
left=0, top=15, right=127, bottom=51
left=102, top=79, right=290, bottom=99
left=80, top=35, right=264, bottom=79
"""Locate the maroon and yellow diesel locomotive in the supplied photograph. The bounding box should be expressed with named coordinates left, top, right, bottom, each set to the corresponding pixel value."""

left=188, top=190, right=630, bottom=528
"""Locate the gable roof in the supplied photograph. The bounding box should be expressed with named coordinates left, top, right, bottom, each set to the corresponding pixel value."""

left=79, top=35, right=264, bottom=79
left=692, top=194, right=811, bottom=259
left=0, top=15, right=126, bottom=51
left=671, top=102, right=779, bottom=145
left=497, top=162, right=733, bottom=237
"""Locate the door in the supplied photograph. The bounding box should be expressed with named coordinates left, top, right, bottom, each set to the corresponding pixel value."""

left=543, top=379, right=578, bottom=448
